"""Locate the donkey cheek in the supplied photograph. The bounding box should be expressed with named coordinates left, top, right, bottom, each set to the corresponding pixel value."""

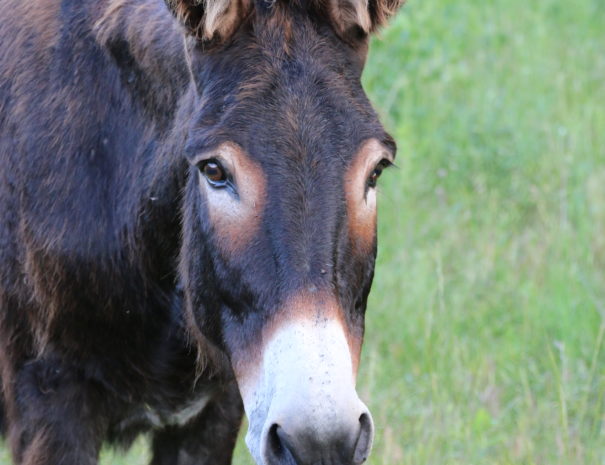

left=201, top=144, right=266, bottom=254
left=344, top=139, right=386, bottom=254
left=208, top=204, right=260, bottom=252
left=347, top=188, right=377, bottom=254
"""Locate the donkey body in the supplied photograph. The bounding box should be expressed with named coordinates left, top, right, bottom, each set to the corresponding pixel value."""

left=0, top=0, right=402, bottom=464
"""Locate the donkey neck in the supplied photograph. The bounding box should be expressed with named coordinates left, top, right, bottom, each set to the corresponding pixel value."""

left=88, top=0, right=192, bottom=275
left=94, top=0, right=191, bottom=129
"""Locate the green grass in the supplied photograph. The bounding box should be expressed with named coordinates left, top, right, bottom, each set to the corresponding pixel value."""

left=358, top=0, right=605, bottom=463
left=3, top=0, right=604, bottom=463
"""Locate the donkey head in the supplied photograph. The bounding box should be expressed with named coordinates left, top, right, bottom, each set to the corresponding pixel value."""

left=169, top=0, right=403, bottom=463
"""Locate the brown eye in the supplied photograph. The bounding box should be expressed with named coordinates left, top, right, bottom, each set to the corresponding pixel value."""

left=200, top=160, right=228, bottom=187
left=367, top=159, right=392, bottom=189
left=367, top=168, right=382, bottom=188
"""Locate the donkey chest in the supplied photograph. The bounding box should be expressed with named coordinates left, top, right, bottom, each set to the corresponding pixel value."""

left=116, top=390, right=214, bottom=433
left=147, top=393, right=213, bottom=428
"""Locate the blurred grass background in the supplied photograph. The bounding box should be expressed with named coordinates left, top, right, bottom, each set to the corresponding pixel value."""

left=3, top=0, right=605, bottom=463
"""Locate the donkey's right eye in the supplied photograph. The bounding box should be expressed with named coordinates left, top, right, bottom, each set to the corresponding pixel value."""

left=199, top=160, right=228, bottom=188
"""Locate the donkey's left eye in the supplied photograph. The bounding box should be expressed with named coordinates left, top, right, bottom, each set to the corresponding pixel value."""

left=367, top=160, right=391, bottom=189
left=199, top=160, right=228, bottom=187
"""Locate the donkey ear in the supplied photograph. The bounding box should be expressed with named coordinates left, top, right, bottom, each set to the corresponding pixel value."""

left=367, top=0, right=404, bottom=31
left=165, top=0, right=250, bottom=41
left=328, top=0, right=404, bottom=36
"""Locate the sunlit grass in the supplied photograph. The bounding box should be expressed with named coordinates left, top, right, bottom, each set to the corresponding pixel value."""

left=2, top=0, right=604, bottom=463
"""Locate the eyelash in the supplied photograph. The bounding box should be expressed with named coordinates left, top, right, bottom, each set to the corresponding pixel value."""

left=367, top=159, right=392, bottom=189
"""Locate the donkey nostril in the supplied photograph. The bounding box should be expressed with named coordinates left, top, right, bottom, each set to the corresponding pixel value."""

left=263, top=407, right=374, bottom=465
left=268, top=424, right=282, bottom=455
left=353, top=413, right=374, bottom=465
left=266, top=424, right=296, bottom=465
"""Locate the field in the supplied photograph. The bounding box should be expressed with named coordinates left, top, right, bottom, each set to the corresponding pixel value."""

left=2, top=0, right=604, bottom=463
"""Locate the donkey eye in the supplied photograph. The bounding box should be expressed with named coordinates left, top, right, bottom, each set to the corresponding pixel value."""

left=199, top=160, right=228, bottom=187
left=367, top=168, right=382, bottom=188
left=367, top=160, right=391, bottom=189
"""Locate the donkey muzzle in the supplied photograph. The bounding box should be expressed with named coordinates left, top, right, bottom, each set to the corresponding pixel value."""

left=239, top=316, right=374, bottom=465
left=262, top=396, right=373, bottom=465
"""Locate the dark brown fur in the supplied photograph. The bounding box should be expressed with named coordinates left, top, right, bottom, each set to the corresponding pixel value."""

left=0, top=0, right=403, bottom=463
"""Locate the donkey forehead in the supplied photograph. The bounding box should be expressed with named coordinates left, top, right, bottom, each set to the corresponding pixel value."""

left=187, top=2, right=384, bottom=151
left=190, top=64, right=386, bottom=167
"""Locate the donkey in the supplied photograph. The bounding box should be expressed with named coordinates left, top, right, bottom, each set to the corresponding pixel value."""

left=0, top=0, right=403, bottom=464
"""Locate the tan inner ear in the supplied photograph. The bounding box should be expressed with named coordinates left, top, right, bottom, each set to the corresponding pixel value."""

left=204, top=0, right=250, bottom=40
left=345, top=139, right=392, bottom=253
left=169, top=0, right=251, bottom=41
left=328, top=0, right=372, bottom=35
left=198, top=142, right=266, bottom=254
